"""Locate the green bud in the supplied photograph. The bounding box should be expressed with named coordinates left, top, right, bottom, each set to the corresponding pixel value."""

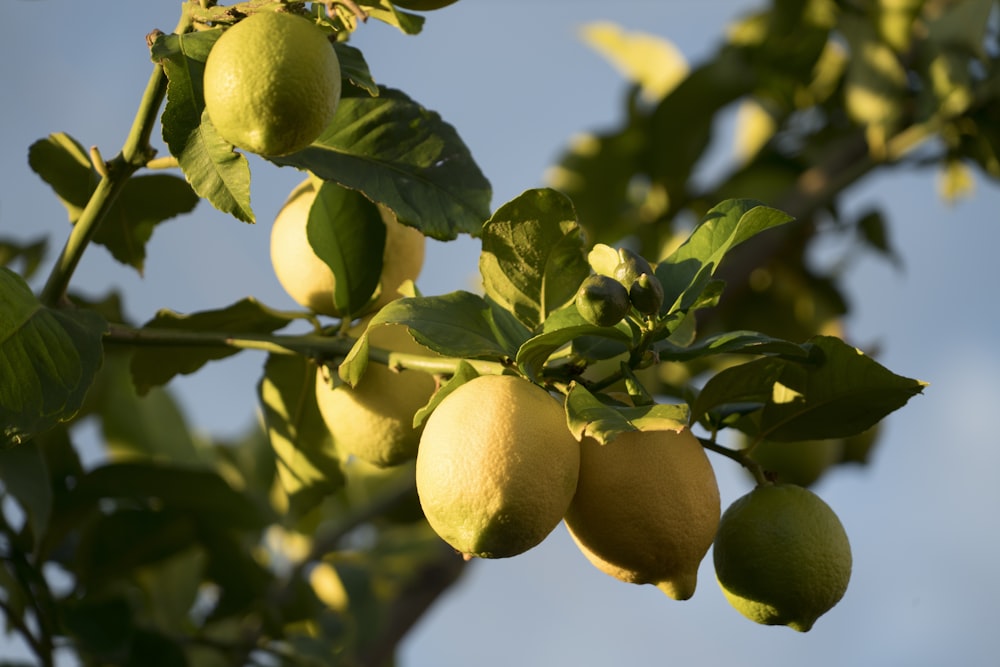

left=613, top=248, right=655, bottom=289
left=629, top=272, right=664, bottom=315
left=575, top=274, right=631, bottom=327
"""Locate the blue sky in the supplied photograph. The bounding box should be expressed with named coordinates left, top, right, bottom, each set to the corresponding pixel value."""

left=2, top=1, right=999, bottom=666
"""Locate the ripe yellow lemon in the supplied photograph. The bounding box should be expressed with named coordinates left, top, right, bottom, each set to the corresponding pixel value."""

left=415, top=375, right=580, bottom=559
left=270, top=179, right=426, bottom=316
left=316, top=320, right=437, bottom=468
left=713, top=483, right=852, bottom=632
left=564, top=425, right=720, bottom=600
left=203, top=12, right=341, bottom=156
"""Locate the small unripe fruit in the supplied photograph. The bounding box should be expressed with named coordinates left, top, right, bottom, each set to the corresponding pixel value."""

left=628, top=273, right=664, bottom=315
left=576, top=275, right=631, bottom=327
left=612, top=248, right=655, bottom=289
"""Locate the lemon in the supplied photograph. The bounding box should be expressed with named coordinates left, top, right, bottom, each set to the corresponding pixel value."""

left=713, top=483, right=852, bottom=632
left=270, top=179, right=426, bottom=316
left=203, top=11, right=341, bottom=156
left=415, top=375, right=580, bottom=559
left=564, top=425, right=720, bottom=600
left=748, top=438, right=843, bottom=488
left=316, top=320, right=437, bottom=468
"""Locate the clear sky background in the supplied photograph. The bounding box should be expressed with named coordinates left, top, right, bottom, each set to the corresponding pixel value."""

left=2, top=1, right=999, bottom=666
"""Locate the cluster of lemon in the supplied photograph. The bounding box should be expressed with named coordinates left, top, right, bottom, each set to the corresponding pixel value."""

left=206, top=9, right=852, bottom=633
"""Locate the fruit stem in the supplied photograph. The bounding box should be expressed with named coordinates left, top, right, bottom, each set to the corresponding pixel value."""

left=697, top=436, right=770, bottom=485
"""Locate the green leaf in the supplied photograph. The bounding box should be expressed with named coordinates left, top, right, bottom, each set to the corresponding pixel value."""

left=0, top=268, right=106, bottom=446
left=333, top=42, right=379, bottom=96
left=657, top=329, right=810, bottom=362
left=479, top=188, right=591, bottom=331
left=515, top=303, right=632, bottom=382
left=27, top=133, right=199, bottom=270
left=269, top=87, right=491, bottom=240
left=363, top=4, right=425, bottom=35
left=307, top=180, right=386, bottom=317
left=129, top=297, right=295, bottom=395
left=151, top=31, right=254, bottom=223
left=691, top=336, right=926, bottom=440
left=412, top=360, right=480, bottom=429
left=565, top=383, right=689, bottom=444
left=655, top=199, right=794, bottom=313
left=340, top=293, right=516, bottom=384
left=0, top=441, right=52, bottom=552
left=259, top=354, right=344, bottom=517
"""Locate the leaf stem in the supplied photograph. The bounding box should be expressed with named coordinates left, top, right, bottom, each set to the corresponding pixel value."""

left=697, top=436, right=769, bottom=485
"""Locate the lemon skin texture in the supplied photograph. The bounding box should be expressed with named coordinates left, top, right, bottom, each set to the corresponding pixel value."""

left=713, top=483, right=852, bottom=632
left=203, top=12, right=341, bottom=156
left=564, top=426, right=720, bottom=600
left=270, top=179, right=426, bottom=317
left=415, top=375, right=581, bottom=559
left=316, top=322, right=437, bottom=468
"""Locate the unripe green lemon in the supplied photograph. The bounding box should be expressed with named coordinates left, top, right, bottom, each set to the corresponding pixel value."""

left=203, top=11, right=342, bottom=156
left=628, top=272, right=665, bottom=315
left=415, top=375, right=580, bottom=559
left=748, top=438, right=843, bottom=488
left=576, top=274, right=631, bottom=327
left=713, top=484, right=852, bottom=632
left=612, top=248, right=655, bottom=288
left=270, top=179, right=425, bottom=316
left=316, top=320, right=437, bottom=468
left=564, top=425, right=720, bottom=600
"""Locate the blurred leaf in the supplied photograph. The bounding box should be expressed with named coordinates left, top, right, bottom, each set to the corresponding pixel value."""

left=307, top=180, right=385, bottom=317
left=97, top=352, right=206, bottom=465
left=655, top=199, right=794, bottom=313
left=580, top=22, right=688, bottom=101
left=26, top=134, right=199, bottom=271
left=60, top=596, right=134, bottom=658
left=70, top=461, right=268, bottom=530
left=270, top=87, right=491, bottom=240
left=841, top=12, right=908, bottom=147
left=0, top=236, right=46, bottom=279
left=856, top=209, right=903, bottom=268
left=565, top=383, right=688, bottom=444
left=151, top=31, right=254, bottom=223
left=0, top=440, right=52, bottom=552
left=876, top=0, right=924, bottom=53
left=126, top=630, right=188, bottom=667
left=925, top=0, right=994, bottom=56
left=259, top=353, right=344, bottom=517
left=130, top=297, right=295, bottom=395
left=479, top=188, right=590, bottom=330
left=0, top=268, right=106, bottom=447
left=937, top=158, right=975, bottom=204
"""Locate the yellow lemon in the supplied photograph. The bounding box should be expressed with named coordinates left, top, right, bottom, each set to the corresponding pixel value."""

left=564, top=425, right=720, bottom=600
left=316, top=320, right=437, bottom=468
left=415, top=375, right=580, bottom=559
left=270, top=179, right=425, bottom=317
left=203, top=11, right=341, bottom=156
left=713, top=483, right=852, bottom=632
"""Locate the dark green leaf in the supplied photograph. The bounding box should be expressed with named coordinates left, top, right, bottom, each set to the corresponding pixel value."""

left=655, top=199, right=794, bottom=313
left=333, top=42, right=378, bottom=96
left=0, top=441, right=52, bottom=552
left=0, top=268, right=106, bottom=447
left=657, top=329, right=810, bottom=362
left=27, top=134, right=199, bottom=270
left=516, top=304, right=632, bottom=382
left=61, top=596, right=134, bottom=657
left=269, top=87, right=491, bottom=240
left=479, top=188, right=591, bottom=330
left=259, top=353, right=344, bottom=517
left=152, top=31, right=254, bottom=223
left=130, top=297, right=295, bottom=395
left=307, top=180, right=386, bottom=317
